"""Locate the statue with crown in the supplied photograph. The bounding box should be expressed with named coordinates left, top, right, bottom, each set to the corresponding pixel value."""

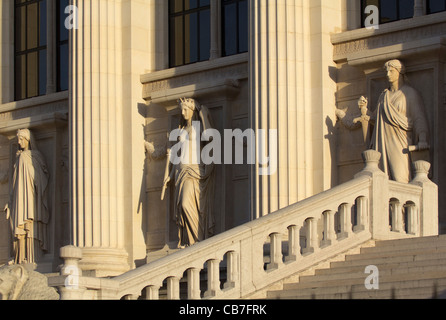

left=161, top=98, right=215, bottom=249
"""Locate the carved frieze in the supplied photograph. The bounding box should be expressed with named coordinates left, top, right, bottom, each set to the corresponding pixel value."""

left=333, top=18, right=446, bottom=61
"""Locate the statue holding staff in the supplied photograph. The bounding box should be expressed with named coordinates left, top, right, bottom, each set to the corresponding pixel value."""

left=162, top=98, right=215, bottom=248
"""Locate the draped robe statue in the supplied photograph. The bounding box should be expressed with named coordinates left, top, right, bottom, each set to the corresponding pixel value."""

left=163, top=98, right=215, bottom=248
left=370, top=60, right=429, bottom=183
left=4, top=129, right=50, bottom=264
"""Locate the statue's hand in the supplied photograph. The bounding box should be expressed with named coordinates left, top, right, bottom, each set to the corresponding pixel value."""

left=417, top=140, right=429, bottom=151
left=163, top=176, right=171, bottom=186
left=417, top=132, right=429, bottom=151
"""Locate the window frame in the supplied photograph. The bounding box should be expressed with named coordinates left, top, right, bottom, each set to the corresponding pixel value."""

left=426, top=0, right=446, bottom=14
left=14, top=0, right=48, bottom=101
left=56, top=0, right=69, bottom=92
left=168, top=0, right=249, bottom=68
left=14, top=0, right=69, bottom=102
left=360, top=0, right=415, bottom=28
left=221, top=0, right=248, bottom=57
left=168, top=0, right=212, bottom=68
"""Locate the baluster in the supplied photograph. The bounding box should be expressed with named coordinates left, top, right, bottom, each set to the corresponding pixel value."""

left=338, top=203, right=352, bottom=240
left=167, top=276, right=180, bottom=300
left=405, top=203, right=418, bottom=235
left=303, top=218, right=317, bottom=255
left=285, top=225, right=299, bottom=263
left=224, top=251, right=239, bottom=290
left=354, top=197, right=367, bottom=232
left=143, top=286, right=160, bottom=300
left=267, top=233, right=283, bottom=271
left=204, top=259, right=221, bottom=298
left=321, top=210, right=336, bottom=247
left=389, top=199, right=402, bottom=232
left=187, top=268, right=201, bottom=300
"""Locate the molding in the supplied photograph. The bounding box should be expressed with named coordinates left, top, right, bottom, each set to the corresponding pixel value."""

left=332, top=12, right=446, bottom=64
left=141, top=54, right=248, bottom=109
left=0, top=91, right=69, bottom=114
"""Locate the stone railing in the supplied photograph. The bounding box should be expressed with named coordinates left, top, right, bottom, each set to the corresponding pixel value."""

left=49, top=150, right=438, bottom=300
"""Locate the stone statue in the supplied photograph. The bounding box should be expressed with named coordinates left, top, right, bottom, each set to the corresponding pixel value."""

left=3, top=129, right=50, bottom=264
left=0, top=264, right=59, bottom=300
left=368, top=59, right=429, bottom=183
left=162, top=98, right=215, bottom=248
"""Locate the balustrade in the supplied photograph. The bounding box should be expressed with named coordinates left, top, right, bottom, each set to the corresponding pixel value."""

left=51, top=151, right=438, bottom=300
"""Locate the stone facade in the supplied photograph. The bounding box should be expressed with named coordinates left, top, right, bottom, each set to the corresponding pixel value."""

left=0, top=0, right=444, bottom=280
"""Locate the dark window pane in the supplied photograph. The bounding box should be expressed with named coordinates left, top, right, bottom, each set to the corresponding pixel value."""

left=170, top=0, right=183, bottom=13
left=39, top=49, right=47, bottom=95
left=15, top=55, right=26, bottom=100
left=185, top=12, right=198, bottom=63
left=381, top=0, right=398, bottom=23
left=199, top=9, right=210, bottom=61
left=27, top=52, right=38, bottom=98
left=170, top=16, right=184, bottom=67
left=428, top=0, right=446, bottom=13
left=27, top=3, right=39, bottom=49
left=399, top=0, right=414, bottom=18
left=15, top=6, right=26, bottom=52
left=185, top=0, right=198, bottom=10
left=58, top=44, right=69, bottom=91
left=200, top=0, right=210, bottom=7
left=59, top=0, right=69, bottom=42
left=169, top=0, right=211, bottom=67
left=223, top=3, right=237, bottom=56
left=238, top=0, right=248, bottom=53
left=39, top=0, right=47, bottom=46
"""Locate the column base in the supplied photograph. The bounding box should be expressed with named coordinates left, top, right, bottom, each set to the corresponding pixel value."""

left=79, top=247, right=130, bottom=277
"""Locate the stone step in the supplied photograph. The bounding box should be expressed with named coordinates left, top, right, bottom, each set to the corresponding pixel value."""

left=315, top=258, right=446, bottom=276
left=269, top=284, right=446, bottom=299
left=269, top=275, right=446, bottom=299
left=360, top=238, right=446, bottom=255
left=330, top=251, right=446, bottom=269
left=282, top=269, right=446, bottom=291
left=296, top=264, right=446, bottom=285
left=373, top=235, right=446, bottom=248
left=345, top=246, right=446, bottom=261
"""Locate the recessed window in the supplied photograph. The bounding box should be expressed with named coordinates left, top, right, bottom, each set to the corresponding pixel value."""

left=361, top=0, right=414, bottom=27
left=14, top=0, right=47, bottom=100
left=57, top=0, right=69, bottom=92
left=169, top=0, right=211, bottom=67
left=427, top=0, right=446, bottom=14
left=222, top=0, right=248, bottom=57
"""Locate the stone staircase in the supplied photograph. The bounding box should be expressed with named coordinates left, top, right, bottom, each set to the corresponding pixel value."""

left=267, top=235, right=446, bottom=299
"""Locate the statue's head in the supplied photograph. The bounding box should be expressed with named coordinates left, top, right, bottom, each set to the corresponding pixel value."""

left=384, top=59, right=405, bottom=84
left=17, top=129, right=31, bottom=151
left=16, top=128, right=39, bottom=152
left=177, top=98, right=200, bottom=126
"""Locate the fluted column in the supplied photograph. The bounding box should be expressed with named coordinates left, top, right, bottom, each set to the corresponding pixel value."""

left=249, top=0, right=340, bottom=218
left=69, top=0, right=128, bottom=276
